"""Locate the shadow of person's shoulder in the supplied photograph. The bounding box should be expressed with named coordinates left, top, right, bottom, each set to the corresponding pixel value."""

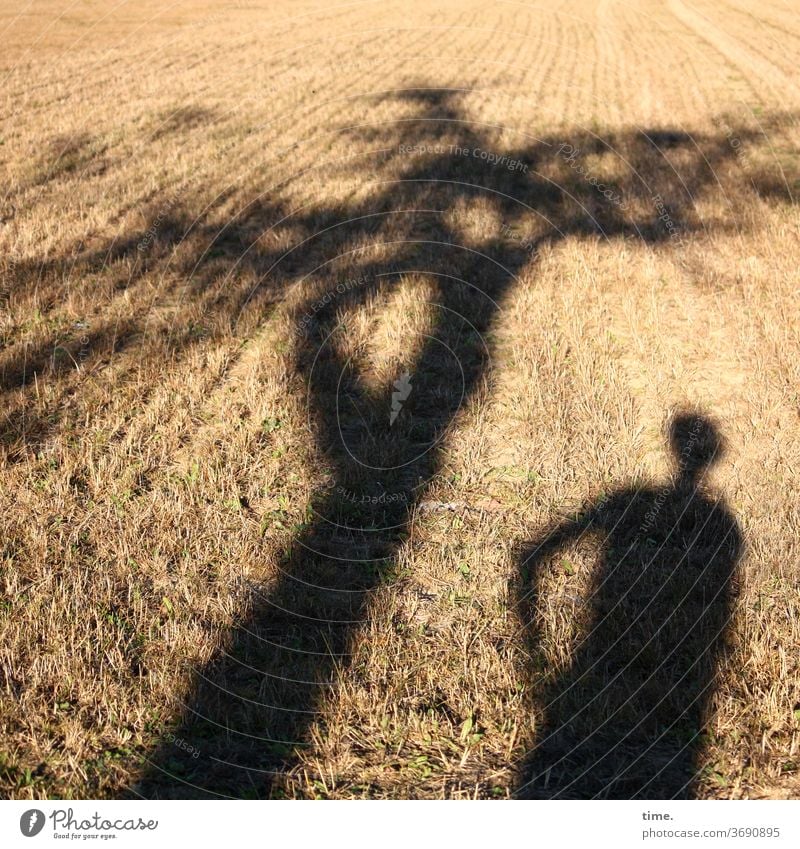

left=589, top=483, right=664, bottom=525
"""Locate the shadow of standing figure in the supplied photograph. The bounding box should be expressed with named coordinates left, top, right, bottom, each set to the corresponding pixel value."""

left=515, top=411, right=742, bottom=799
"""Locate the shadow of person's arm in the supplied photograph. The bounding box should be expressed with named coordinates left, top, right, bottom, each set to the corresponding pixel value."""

left=517, top=506, right=596, bottom=586
left=512, top=505, right=598, bottom=666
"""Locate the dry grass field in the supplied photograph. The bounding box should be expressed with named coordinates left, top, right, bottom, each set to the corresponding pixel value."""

left=1, top=0, right=800, bottom=800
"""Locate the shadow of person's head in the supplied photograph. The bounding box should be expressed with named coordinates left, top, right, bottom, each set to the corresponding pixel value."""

left=668, top=409, right=725, bottom=488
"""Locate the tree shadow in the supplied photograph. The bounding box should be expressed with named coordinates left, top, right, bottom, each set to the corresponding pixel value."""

left=118, top=89, right=784, bottom=797
left=4, top=92, right=792, bottom=461
left=2, top=84, right=791, bottom=796
left=131, top=86, right=552, bottom=797
left=513, top=411, right=742, bottom=799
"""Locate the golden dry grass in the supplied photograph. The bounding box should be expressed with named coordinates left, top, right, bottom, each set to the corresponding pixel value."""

left=1, top=0, right=799, bottom=800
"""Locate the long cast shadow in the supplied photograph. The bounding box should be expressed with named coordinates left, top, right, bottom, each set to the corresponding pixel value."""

left=133, top=87, right=553, bottom=797
left=514, top=412, right=742, bottom=798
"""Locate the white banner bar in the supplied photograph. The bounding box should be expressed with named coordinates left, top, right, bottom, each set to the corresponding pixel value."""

left=2, top=800, right=798, bottom=848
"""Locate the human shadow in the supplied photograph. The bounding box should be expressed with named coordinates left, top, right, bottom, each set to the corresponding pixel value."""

left=514, top=412, right=742, bottom=799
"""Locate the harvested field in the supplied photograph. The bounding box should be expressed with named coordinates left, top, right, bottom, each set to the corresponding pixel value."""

left=1, top=0, right=799, bottom=800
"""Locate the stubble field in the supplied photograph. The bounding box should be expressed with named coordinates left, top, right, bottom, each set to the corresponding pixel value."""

left=1, top=0, right=799, bottom=799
